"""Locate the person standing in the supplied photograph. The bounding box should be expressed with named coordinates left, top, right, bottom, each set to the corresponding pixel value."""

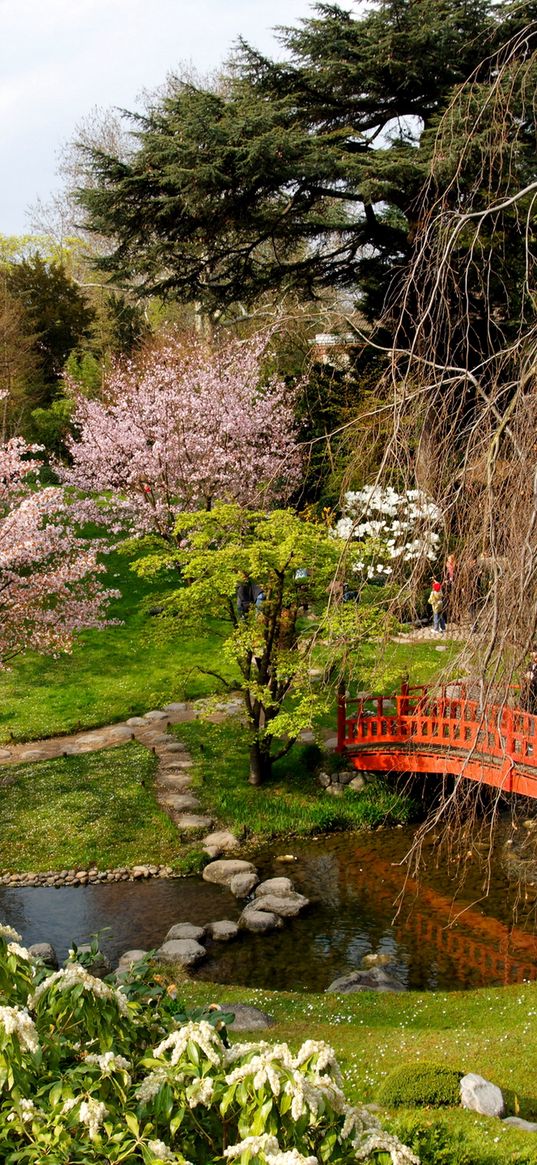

left=428, top=580, right=446, bottom=633
left=523, top=651, right=537, bottom=714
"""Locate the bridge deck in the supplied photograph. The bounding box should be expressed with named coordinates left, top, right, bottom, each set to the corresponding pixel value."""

left=338, top=684, right=537, bottom=798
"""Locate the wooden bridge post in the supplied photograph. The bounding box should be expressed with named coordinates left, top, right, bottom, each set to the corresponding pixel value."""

left=399, top=680, right=410, bottom=717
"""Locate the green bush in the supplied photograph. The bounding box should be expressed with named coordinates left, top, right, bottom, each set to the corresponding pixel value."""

left=378, top=1062, right=463, bottom=1108
left=0, top=925, right=419, bottom=1165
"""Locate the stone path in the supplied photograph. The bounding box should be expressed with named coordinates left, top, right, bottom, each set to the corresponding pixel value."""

left=0, top=698, right=245, bottom=865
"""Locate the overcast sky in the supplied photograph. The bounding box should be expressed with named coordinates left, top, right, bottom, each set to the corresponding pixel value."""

left=1, top=0, right=346, bottom=236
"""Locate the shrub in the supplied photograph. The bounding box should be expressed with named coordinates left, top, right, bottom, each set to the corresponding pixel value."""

left=377, top=1063, right=463, bottom=1108
left=0, top=924, right=420, bottom=1164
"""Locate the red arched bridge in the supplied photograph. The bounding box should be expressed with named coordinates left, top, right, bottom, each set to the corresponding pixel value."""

left=337, top=683, right=537, bottom=798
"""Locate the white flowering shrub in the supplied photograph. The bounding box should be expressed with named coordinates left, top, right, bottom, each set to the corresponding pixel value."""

left=0, top=925, right=419, bottom=1165
left=334, top=487, right=442, bottom=579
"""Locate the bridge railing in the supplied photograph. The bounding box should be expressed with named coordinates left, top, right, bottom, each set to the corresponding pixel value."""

left=338, top=682, right=537, bottom=770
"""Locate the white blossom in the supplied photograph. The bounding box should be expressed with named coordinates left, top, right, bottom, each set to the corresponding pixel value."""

left=61, top=1098, right=78, bottom=1114
left=153, top=1021, right=223, bottom=1068
left=147, top=1139, right=178, bottom=1163
left=0, top=924, right=22, bottom=943
left=187, top=1076, right=214, bottom=1107
left=135, top=1068, right=168, bottom=1103
left=17, top=1095, right=36, bottom=1123
left=224, top=1134, right=280, bottom=1159
left=0, top=1006, right=39, bottom=1053
left=85, top=1051, right=131, bottom=1075
left=353, top=1131, right=420, bottom=1164
left=29, top=963, right=130, bottom=1015
left=7, top=942, right=31, bottom=961
left=266, top=1153, right=318, bottom=1165
left=78, top=1098, right=108, bottom=1140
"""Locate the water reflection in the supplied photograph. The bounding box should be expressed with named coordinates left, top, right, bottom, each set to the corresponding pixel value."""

left=1, top=829, right=537, bottom=993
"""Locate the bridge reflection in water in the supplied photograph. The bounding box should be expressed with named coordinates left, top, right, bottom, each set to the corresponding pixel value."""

left=334, top=682, right=537, bottom=986
left=342, top=840, right=537, bottom=987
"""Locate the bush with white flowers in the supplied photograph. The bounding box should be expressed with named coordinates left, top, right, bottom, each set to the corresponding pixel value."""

left=0, top=923, right=419, bottom=1164
left=334, top=487, right=442, bottom=579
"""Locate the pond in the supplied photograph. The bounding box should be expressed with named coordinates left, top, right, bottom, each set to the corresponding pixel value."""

left=1, top=827, right=537, bottom=992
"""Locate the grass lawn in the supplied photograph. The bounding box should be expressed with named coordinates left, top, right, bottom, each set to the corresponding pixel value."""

left=0, top=743, right=185, bottom=872
left=178, top=977, right=537, bottom=1164
left=0, top=544, right=237, bottom=744
left=174, top=717, right=421, bottom=839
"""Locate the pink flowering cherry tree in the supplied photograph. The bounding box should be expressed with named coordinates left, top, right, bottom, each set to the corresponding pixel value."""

left=0, top=435, right=116, bottom=664
left=65, top=330, right=302, bottom=541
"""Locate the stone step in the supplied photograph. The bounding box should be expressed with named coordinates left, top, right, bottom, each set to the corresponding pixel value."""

left=160, top=794, right=201, bottom=811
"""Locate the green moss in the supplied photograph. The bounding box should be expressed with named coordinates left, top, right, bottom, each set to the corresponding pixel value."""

left=377, top=1062, right=463, bottom=1108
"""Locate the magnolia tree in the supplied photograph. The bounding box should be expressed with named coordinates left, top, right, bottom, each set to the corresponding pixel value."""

left=334, top=487, right=442, bottom=581
left=64, top=330, right=302, bottom=541
left=134, top=504, right=387, bottom=784
left=0, top=436, right=116, bottom=664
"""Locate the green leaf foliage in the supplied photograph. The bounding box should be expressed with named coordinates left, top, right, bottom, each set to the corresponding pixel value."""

left=378, top=1063, right=464, bottom=1109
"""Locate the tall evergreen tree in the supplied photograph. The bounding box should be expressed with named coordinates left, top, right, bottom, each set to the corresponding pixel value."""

left=76, top=0, right=509, bottom=313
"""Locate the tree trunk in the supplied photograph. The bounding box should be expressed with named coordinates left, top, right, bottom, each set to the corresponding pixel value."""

left=248, top=739, right=272, bottom=786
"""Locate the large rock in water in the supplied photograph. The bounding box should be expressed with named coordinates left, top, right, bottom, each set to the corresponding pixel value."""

left=254, top=877, right=295, bottom=897
left=326, top=967, right=406, bottom=993
left=205, top=920, right=239, bottom=942
left=203, top=859, right=257, bottom=886
left=460, top=1073, right=505, bottom=1117
left=239, top=908, right=283, bottom=933
left=164, top=923, right=206, bottom=943
left=254, top=892, right=309, bottom=918
left=229, top=872, right=259, bottom=898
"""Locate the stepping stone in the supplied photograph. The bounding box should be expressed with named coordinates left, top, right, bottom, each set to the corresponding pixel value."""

left=147, top=733, right=171, bottom=744
left=0, top=749, right=11, bottom=760
left=254, top=892, right=309, bottom=918
left=255, top=877, right=294, bottom=897
left=75, top=734, right=106, bottom=745
left=163, top=703, right=189, bottom=713
left=19, top=749, right=49, bottom=761
left=126, top=717, right=146, bottom=727
left=203, top=859, right=257, bottom=886
left=163, top=743, right=186, bottom=753
left=205, top=920, right=238, bottom=942
left=160, top=794, right=200, bottom=811
left=165, top=923, right=206, bottom=942
left=105, top=727, right=133, bottom=739
left=154, top=939, right=206, bottom=966
left=176, top=814, right=213, bottom=830
left=229, top=872, right=259, bottom=898
left=158, top=775, right=192, bottom=792
left=202, top=830, right=240, bottom=856
left=144, top=711, right=169, bottom=721
left=239, top=908, right=282, bottom=933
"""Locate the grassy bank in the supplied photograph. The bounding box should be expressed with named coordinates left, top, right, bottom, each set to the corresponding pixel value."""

left=0, top=545, right=237, bottom=743
left=0, top=743, right=185, bottom=872
left=174, top=718, right=420, bottom=838
left=177, top=977, right=537, bottom=1164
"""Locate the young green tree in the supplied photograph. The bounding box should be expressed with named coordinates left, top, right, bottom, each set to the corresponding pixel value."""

left=135, top=503, right=385, bottom=785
